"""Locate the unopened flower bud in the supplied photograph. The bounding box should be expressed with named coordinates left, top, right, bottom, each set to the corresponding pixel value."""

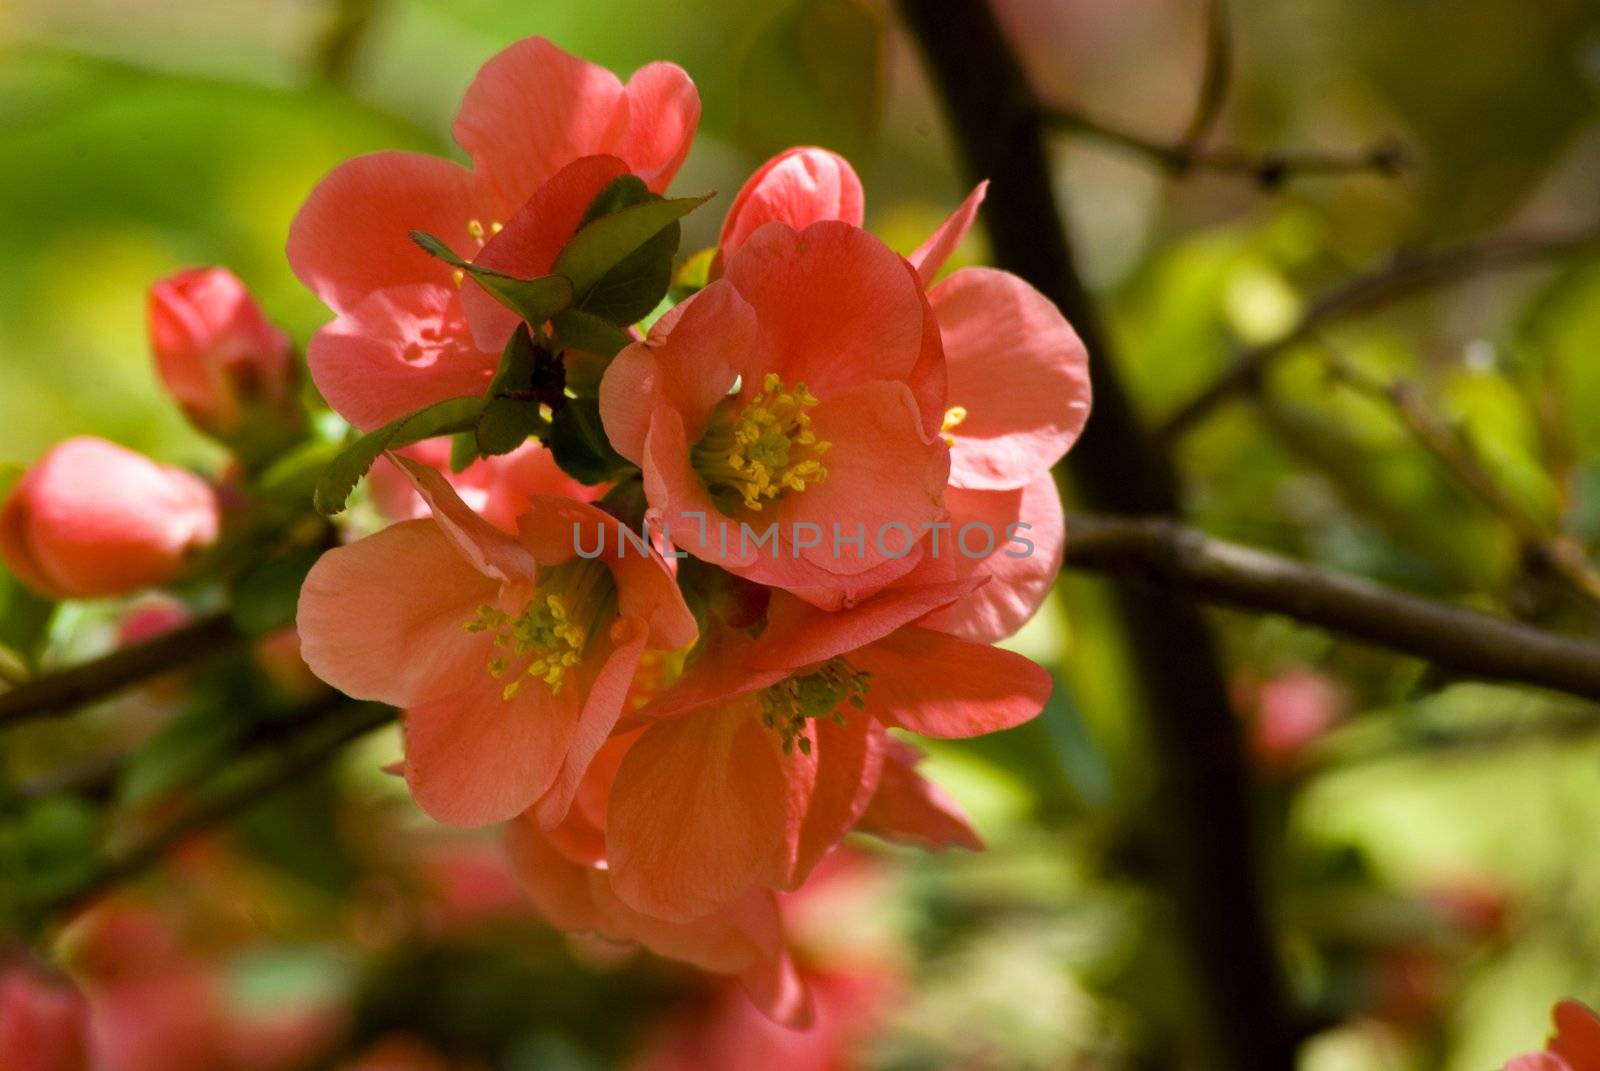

left=147, top=267, right=303, bottom=458
left=0, top=437, right=220, bottom=599
left=717, top=146, right=865, bottom=268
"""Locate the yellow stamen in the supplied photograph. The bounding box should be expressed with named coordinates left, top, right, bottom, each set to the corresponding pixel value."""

left=691, top=373, right=831, bottom=512
left=757, top=657, right=870, bottom=755
left=462, top=560, right=615, bottom=698
left=940, top=404, right=968, bottom=447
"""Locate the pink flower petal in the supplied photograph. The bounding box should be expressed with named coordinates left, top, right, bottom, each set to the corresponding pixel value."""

left=287, top=151, right=497, bottom=315
left=296, top=520, right=496, bottom=707
left=852, top=626, right=1052, bottom=738
left=907, top=181, right=987, bottom=286
left=932, top=267, right=1092, bottom=490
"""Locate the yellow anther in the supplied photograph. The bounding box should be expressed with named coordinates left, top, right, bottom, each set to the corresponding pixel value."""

left=940, top=404, right=968, bottom=447
left=451, top=268, right=465, bottom=288
left=467, top=219, right=486, bottom=243
left=490, top=221, right=504, bottom=235
left=691, top=373, right=831, bottom=512
left=460, top=561, right=615, bottom=699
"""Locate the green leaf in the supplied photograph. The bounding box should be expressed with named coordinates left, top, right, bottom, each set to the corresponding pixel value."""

left=410, top=231, right=573, bottom=324
left=738, top=0, right=883, bottom=158
left=231, top=546, right=324, bottom=637
left=476, top=397, right=546, bottom=456
left=314, top=396, right=485, bottom=515
left=670, top=247, right=716, bottom=302
left=254, top=436, right=346, bottom=508
left=551, top=193, right=712, bottom=300
left=552, top=309, right=633, bottom=359
left=0, top=572, right=53, bottom=666
left=548, top=398, right=635, bottom=485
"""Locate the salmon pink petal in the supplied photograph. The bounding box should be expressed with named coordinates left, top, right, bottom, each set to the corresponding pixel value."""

left=926, top=475, right=1064, bottom=643
left=459, top=154, right=631, bottom=351
left=780, top=381, right=948, bottom=576
left=722, top=221, right=928, bottom=400
left=398, top=459, right=536, bottom=581
left=718, top=147, right=865, bottom=263
left=636, top=411, right=759, bottom=572
left=790, top=718, right=885, bottom=884
left=287, top=152, right=496, bottom=314
left=907, top=181, right=987, bottom=286
left=608, top=703, right=810, bottom=922
left=404, top=664, right=583, bottom=827
left=453, top=37, right=629, bottom=207
left=306, top=285, right=495, bottom=432
left=296, top=520, right=497, bottom=707
left=504, top=815, right=605, bottom=932
left=739, top=946, right=813, bottom=1030
left=860, top=741, right=983, bottom=850
left=532, top=618, right=648, bottom=829
left=614, top=63, right=702, bottom=194
left=1502, top=1056, right=1569, bottom=1071
left=600, top=280, right=753, bottom=462
left=752, top=577, right=980, bottom=670
left=852, top=626, right=1052, bottom=738
left=932, top=267, right=1092, bottom=489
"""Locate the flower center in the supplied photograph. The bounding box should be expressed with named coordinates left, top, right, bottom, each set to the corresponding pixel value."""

left=940, top=404, right=968, bottom=446
left=463, top=560, right=615, bottom=699
left=691, top=373, right=831, bottom=513
left=757, top=657, right=870, bottom=755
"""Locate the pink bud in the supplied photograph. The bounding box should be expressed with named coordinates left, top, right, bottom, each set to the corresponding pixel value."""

left=0, top=963, right=90, bottom=1071
left=146, top=267, right=299, bottom=444
left=0, top=438, right=220, bottom=599
left=717, top=147, right=866, bottom=267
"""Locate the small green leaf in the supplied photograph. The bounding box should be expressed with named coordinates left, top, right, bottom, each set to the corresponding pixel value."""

left=0, top=573, right=54, bottom=666
left=411, top=231, right=574, bottom=324
left=254, top=436, right=346, bottom=507
left=670, top=247, right=717, bottom=301
left=548, top=398, right=635, bottom=485
left=552, top=193, right=712, bottom=299
left=314, top=396, right=485, bottom=515
left=553, top=309, right=633, bottom=359
left=476, top=397, right=546, bottom=456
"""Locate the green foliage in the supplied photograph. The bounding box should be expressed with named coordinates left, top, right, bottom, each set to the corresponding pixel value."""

left=547, top=397, right=633, bottom=485
left=409, top=231, right=576, bottom=323
left=551, top=189, right=712, bottom=307
left=313, top=396, right=486, bottom=515
left=737, top=0, right=883, bottom=157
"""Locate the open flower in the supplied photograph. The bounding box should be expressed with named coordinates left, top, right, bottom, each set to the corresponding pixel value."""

left=0, top=437, right=219, bottom=599
left=600, top=221, right=951, bottom=607
left=297, top=463, right=696, bottom=826
left=601, top=580, right=1050, bottom=922
left=711, top=149, right=1090, bottom=639
left=288, top=38, right=699, bottom=430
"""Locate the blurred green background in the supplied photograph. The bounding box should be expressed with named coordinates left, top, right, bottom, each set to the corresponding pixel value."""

left=5, top=0, right=1600, bottom=1067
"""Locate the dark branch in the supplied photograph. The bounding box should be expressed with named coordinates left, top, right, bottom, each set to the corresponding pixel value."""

left=1043, top=106, right=1405, bottom=187
left=1065, top=513, right=1600, bottom=701
left=1157, top=222, right=1600, bottom=442
left=40, top=701, right=393, bottom=917
left=1178, top=0, right=1232, bottom=154
left=898, top=3, right=1297, bottom=1067
left=0, top=614, right=244, bottom=730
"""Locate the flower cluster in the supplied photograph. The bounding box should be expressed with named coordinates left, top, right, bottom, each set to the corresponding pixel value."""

left=0, top=36, right=1091, bottom=1029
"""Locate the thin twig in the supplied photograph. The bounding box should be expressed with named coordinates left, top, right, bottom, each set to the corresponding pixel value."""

left=0, top=615, right=244, bottom=730
left=1064, top=513, right=1600, bottom=701
left=1320, top=348, right=1600, bottom=610
left=1043, top=106, right=1405, bottom=187
left=39, top=702, right=393, bottom=917
left=1179, top=0, right=1232, bottom=154
left=1157, top=222, right=1600, bottom=443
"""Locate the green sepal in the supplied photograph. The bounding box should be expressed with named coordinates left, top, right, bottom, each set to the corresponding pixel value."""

left=313, top=396, right=485, bottom=515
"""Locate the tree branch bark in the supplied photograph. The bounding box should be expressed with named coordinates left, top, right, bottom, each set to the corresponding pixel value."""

left=1064, top=514, right=1600, bottom=701
left=898, top=3, right=1296, bottom=1066
left=0, top=614, right=243, bottom=729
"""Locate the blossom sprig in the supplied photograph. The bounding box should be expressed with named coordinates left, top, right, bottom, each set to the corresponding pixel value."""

left=0, top=35, right=1091, bottom=1031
